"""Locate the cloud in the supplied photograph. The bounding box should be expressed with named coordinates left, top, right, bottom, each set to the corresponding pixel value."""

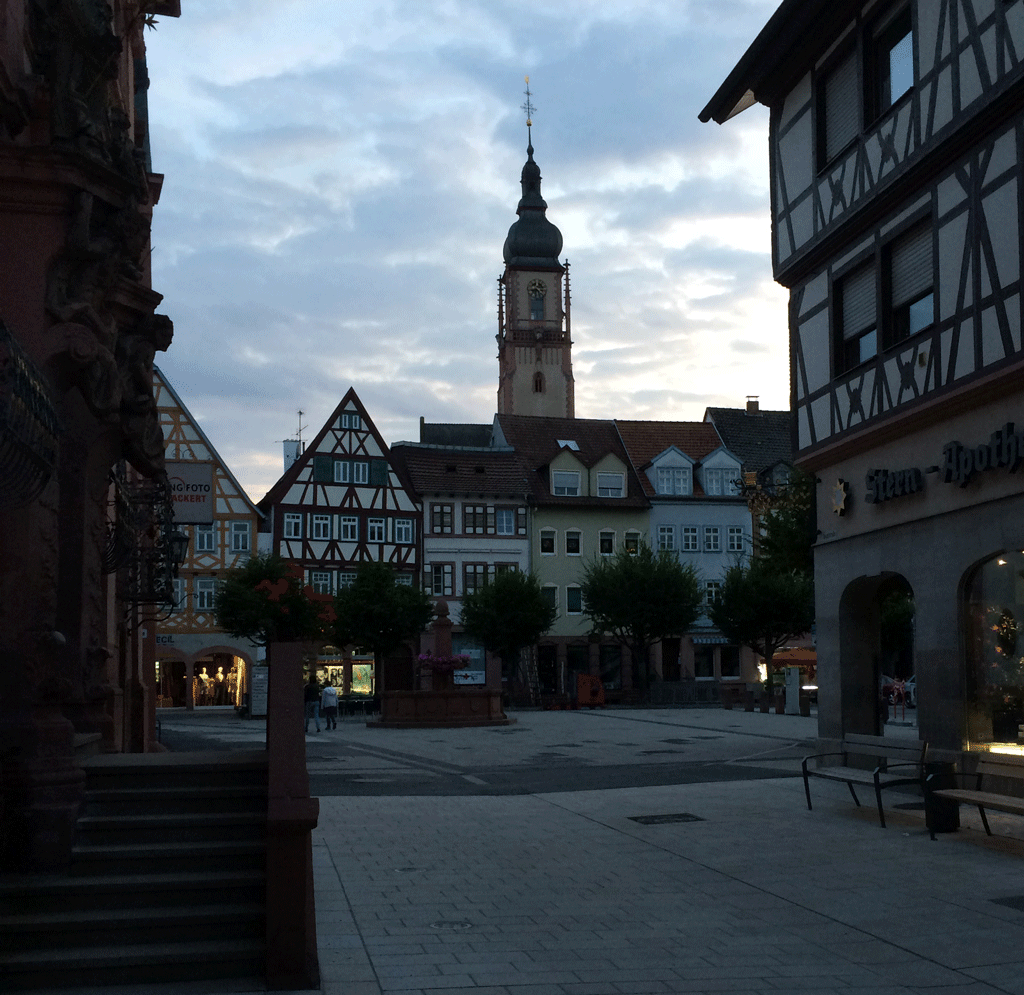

left=146, top=0, right=787, bottom=501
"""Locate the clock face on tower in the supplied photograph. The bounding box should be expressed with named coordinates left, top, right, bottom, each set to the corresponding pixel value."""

left=527, top=279, right=546, bottom=299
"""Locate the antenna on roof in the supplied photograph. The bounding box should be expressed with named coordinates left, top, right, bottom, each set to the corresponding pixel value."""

left=295, top=410, right=307, bottom=450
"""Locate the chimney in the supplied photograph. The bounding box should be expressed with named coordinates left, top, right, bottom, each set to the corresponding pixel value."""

left=746, top=395, right=759, bottom=415
left=283, top=439, right=301, bottom=471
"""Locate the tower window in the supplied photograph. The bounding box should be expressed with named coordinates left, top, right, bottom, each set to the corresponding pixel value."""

left=527, top=278, right=546, bottom=320
left=533, top=372, right=544, bottom=393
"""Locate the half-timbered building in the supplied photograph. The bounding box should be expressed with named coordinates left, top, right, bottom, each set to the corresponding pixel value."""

left=151, top=367, right=262, bottom=710
left=258, top=389, right=421, bottom=690
left=703, top=0, right=1024, bottom=754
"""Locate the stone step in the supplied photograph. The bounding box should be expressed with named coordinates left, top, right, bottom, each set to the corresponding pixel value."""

left=0, top=900, right=264, bottom=951
left=0, top=936, right=265, bottom=991
left=82, top=784, right=267, bottom=816
left=75, top=811, right=267, bottom=845
left=69, top=839, right=265, bottom=875
left=80, top=750, right=268, bottom=792
left=0, top=869, right=266, bottom=914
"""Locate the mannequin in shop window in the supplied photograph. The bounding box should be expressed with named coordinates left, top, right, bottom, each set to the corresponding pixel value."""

left=198, top=667, right=214, bottom=705
left=214, top=666, right=226, bottom=704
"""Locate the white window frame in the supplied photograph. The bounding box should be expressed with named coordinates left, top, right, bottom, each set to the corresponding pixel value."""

left=338, top=572, right=356, bottom=589
left=283, top=513, right=302, bottom=539
left=334, top=460, right=351, bottom=484
left=194, top=523, right=215, bottom=553
left=171, top=577, right=186, bottom=613
left=340, top=516, right=358, bottom=541
left=727, top=527, right=744, bottom=553
left=599, top=531, right=614, bottom=556
left=565, top=530, right=582, bottom=556
left=196, top=578, right=218, bottom=611
left=658, top=525, right=675, bottom=551
left=540, top=529, right=556, bottom=555
left=367, top=518, right=385, bottom=542
left=704, top=581, right=722, bottom=607
left=430, top=563, right=454, bottom=597
left=597, top=471, right=624, bottom=498
left=682, top=526, right=699, bottom=552
left=656, top=466, right=690, bottom=496
left=230, top=521, right=250, bottom=553
left=624, top=532, right=640, bottom=554
left=312, top=514, right=331, bottom=540
left=310, top=571, right=332, bottom=595
left=395, top=519, right=413, bottom=544
left=552, top=470, right=580, bottom=496
left=353, top=461, right=369, bottom=485
left=495, top=508, right=515, bottom=536
left=704, top=526, right=721, bottom=553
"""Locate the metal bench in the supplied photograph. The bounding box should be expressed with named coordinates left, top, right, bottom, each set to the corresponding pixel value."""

left=926, top=757, right=1024, bottom=840
left=802, top=733, right=928, bottom=828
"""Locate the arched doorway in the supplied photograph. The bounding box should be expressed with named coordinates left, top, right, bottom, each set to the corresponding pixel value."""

left=837, top=572, right=914, bottom=734
left=963, top=549, right=1024, bottom=752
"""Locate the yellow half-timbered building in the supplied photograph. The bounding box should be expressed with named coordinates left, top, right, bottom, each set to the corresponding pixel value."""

left=152, top=366, right=263, bottom=711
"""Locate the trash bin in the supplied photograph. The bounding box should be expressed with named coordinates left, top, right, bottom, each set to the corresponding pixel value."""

left=924, top=761, right=960, bottom=834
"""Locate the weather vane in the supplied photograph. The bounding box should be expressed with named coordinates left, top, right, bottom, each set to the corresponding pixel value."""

left=521, top=75, right=535, bottom=141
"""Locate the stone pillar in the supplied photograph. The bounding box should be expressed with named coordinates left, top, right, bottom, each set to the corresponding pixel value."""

left=265, top=641, right=320, bottom=990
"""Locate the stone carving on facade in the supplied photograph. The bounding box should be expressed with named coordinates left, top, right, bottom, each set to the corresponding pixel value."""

left=118, top=312, right=172, bottom=476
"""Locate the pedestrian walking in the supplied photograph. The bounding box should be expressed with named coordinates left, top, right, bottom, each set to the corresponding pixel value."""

left=320, top=683, right=339, bottom=729
left=303, top=676, right=321, bottom=733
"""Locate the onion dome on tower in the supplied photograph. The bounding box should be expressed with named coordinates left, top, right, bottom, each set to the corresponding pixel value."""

left=502, top=142, right=563, bottom=268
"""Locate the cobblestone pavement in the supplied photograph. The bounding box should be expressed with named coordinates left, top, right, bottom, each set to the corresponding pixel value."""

left=60, top=707, right=1024, bottom=995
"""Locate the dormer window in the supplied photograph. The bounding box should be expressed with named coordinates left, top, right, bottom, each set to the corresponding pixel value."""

left=703, top=468, right=737, bottom=496
left=552, top=470, right=580, bottom=496
left=597, top=472, right=624, bottom=498
left=656, top=467, right=691, bottom=496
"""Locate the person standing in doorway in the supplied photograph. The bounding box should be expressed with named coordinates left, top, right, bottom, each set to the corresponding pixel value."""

left=303, top=676, right=321, bottom=733
left=320, top=682, right=338, bottom=730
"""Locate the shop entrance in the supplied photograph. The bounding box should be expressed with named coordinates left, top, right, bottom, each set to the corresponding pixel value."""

left=838, top=573, right=914, bottom=734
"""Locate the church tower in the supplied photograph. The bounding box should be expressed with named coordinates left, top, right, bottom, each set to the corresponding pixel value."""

left=496, top=95, right=573, bottom=418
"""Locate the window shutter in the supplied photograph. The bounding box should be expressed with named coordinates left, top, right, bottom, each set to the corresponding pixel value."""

left=824, top=51, right=859, bottom=162
left=370, top=459, right=388, bottom=486
left=842, top=264, right=876, bottom=339
left=313, top=454, right=333, bottom=482
left=890, top=224, right=932, bottom=305
left=517, top=508, right=527, bottom=535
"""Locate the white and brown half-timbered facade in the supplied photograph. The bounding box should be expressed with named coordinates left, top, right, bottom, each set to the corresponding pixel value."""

left=152, top=367, right=262, bottom=710
left=258, top=388, right=420, bottom=593
left=704, top=0, right=1024, bottom=755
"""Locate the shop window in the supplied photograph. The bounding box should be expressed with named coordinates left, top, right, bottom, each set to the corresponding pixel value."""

left=694, top=646, right=715, bottom=679
left=964, top=549, right=1024, bottom=750
left=720, top=645, right=741, bottom=679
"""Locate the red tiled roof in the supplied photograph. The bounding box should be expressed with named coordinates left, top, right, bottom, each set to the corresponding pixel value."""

left=389, top=445, right=530, bottom=497
left=495, top=414, right=650, bottom=508
left=614, top=420, right=724, bottom=498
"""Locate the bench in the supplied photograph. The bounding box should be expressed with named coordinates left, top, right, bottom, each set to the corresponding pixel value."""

left=926, top=757, right=1024, bottom=840
left=802, top=733, right=928, bottom=828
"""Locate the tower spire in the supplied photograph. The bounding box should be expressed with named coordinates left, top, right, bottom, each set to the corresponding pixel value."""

left=521, top=75, right=535, bottom=149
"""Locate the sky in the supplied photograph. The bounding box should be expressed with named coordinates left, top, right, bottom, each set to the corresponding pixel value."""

left=144, top=0, right=788, bottom=504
